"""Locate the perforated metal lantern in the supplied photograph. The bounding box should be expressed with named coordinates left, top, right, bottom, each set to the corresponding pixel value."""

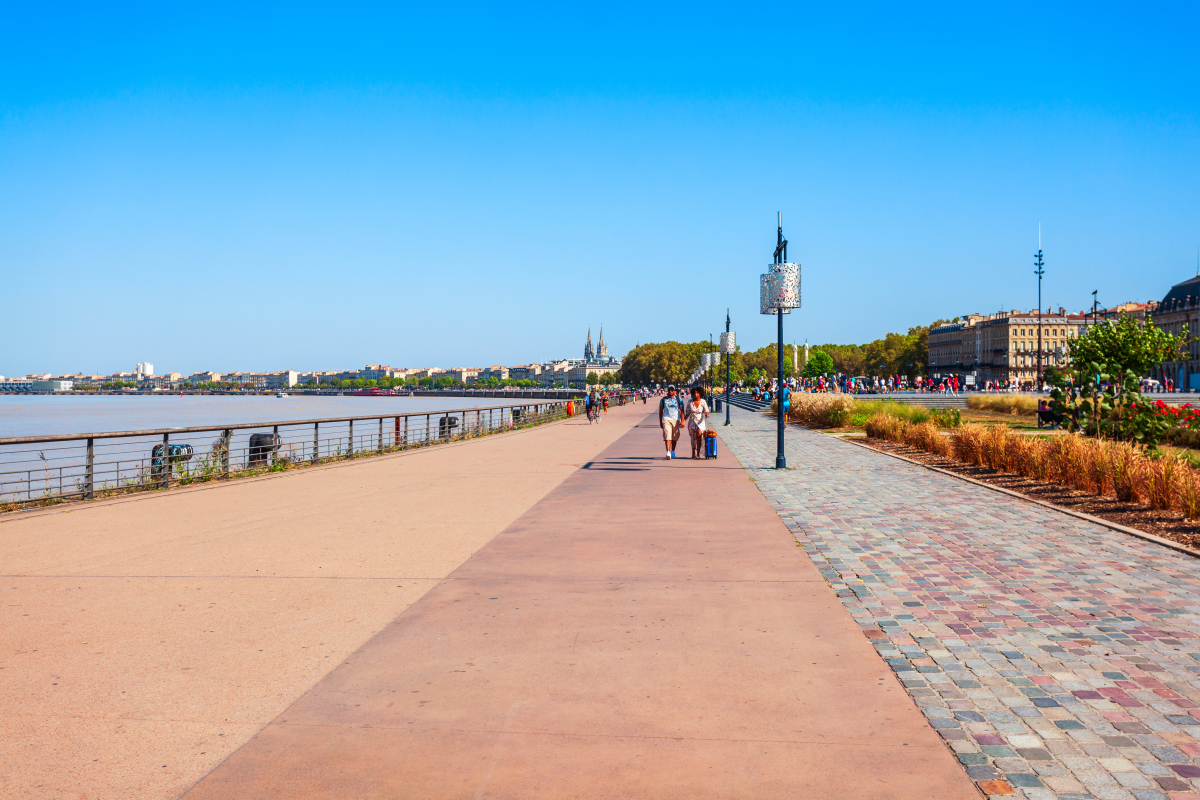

left=720, top=331, right=736, bottom=354
left=759, top=263, right=801, bottom=314
left=759, top=274, right=788, bottom=315
left=769, top=262, right=801, bottom=309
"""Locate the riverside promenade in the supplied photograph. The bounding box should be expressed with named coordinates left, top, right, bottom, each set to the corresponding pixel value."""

left=3, top=402, right=975, bottom=800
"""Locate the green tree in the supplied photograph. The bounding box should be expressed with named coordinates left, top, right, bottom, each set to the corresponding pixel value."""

left=802, top=349, right=835, bottom=378
left=1052, top=314, right=1189, bottom=443
left=586, top=372, right=600, bottom=386
left=620, top=341, right=706, bottom=385
left=742, top=344, right=794, bottom=381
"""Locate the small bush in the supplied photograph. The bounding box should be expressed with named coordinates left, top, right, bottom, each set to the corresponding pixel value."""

left=930, top=408, right=962, bottom=428
left=1163, top=427, right=1200, bottom=450
left=967, top=395, right=1039, bottom=416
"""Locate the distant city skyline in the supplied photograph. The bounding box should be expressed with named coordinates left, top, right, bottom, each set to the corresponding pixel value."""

left=2, top=4, right=1198, bottom=376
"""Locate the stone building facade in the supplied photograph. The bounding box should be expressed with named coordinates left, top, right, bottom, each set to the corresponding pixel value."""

left=1150, top=276, right=1200, bottom=389
left=929, top=309, right=1095, bottom=386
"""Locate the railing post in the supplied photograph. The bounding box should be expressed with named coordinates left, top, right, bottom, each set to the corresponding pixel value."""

left=426, top=414, right=430, bottom=445
left=348, top=419, right=354, bottom=458
left=378, top=418, right=383, bottom=454
left=403, top=415, right=409, bottom=448
left=222, top=429, right=232, bottom=478
left=161, top=433, right=170, bottom=489
left=272, top=425, right=279, bottom=466
left=85, top=437, right=94, bottom=500
left=313, top=422, right=320, bottom=463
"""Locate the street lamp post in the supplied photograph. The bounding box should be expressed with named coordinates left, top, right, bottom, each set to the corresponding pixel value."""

left=760, top=213, right=801, bottom=469
left=1035, top=240, right=1045, bottom=387
left=724, top=309, right=732, bottom=426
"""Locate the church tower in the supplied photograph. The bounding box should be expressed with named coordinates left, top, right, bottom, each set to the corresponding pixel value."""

left=597, top=325, right=608, bottom=357
left=585, top=328, right=595, bottom=361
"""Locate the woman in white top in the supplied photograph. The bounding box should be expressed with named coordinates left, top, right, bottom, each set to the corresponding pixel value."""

left=686, top=386, right=710, bottom=458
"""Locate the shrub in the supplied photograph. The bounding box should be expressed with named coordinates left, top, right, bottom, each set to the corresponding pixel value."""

left=930, top=408, right=962, bottom=428
left=967, top=395, right=1039, bottom=416
left=1164, top=427, right=1200, bottom=450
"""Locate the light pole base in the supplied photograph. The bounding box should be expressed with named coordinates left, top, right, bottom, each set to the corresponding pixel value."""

left=775, top=456, right=787, bottom=469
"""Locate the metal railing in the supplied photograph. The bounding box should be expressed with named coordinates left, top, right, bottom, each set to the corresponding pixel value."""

left=0, top=401, right=573, bottom=510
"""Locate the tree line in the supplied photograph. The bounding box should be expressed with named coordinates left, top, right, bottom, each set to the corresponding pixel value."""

left=617, top=324, right=939, bottom=386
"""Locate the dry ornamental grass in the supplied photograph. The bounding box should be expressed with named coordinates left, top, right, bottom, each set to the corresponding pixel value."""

left=863, top=414, right=1200, bottom=521
left=965, top=395, right=1040, bottom=416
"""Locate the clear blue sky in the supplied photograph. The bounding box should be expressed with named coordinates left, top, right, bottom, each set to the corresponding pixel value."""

left=2, top=3, right=1197, bottom=376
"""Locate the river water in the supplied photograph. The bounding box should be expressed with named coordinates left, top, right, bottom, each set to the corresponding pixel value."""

left=0, top=394, right=525, bottom=439
left=0, top=394, right=568, bottom=504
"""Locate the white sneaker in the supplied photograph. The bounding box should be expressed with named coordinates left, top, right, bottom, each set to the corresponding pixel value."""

left=664, top=453, right=672, bottom=460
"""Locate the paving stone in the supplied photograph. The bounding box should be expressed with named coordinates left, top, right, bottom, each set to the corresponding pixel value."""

left=720, top=410, right=1200, bottom=800
left=1019, top=748, right=1054, bottom=761
left=1129, top=789, right=1169, bottom=800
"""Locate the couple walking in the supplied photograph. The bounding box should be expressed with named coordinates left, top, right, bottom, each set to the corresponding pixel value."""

left=658, top=385, right=710, bottom=459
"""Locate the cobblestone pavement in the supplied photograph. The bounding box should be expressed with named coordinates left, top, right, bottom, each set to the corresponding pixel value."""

left=719, top=407, right=1200, bottom=800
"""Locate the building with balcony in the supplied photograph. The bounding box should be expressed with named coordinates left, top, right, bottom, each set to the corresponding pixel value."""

left=508, top=364, right=542, bottom=381
left=1150, top=276, right=1200, bottom=389
left=478, top=366, right=509, bottom=382
left=930, top=308, right=1099, bottom=386
left=444, top=368, right=481, bottom=384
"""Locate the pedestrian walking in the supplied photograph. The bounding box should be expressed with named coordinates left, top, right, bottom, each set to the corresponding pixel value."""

left=659, top=385, right=683, bottom=459
left=686, top=386, right=710, bottom=459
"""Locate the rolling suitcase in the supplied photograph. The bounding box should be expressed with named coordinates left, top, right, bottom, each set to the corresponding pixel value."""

left=704, top=432, right=718, bottom=459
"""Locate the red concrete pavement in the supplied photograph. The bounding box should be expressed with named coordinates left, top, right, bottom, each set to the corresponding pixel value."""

left=183, top=413, right=978, bottom=799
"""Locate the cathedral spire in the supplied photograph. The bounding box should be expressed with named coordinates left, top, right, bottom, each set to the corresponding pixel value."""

left=597, top=325, right=607, bottom=357
left=585, top=327, right=595, bottom=361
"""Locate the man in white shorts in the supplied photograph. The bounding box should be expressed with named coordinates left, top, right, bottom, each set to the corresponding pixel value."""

left=659, top=385, right=683, bottom=459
